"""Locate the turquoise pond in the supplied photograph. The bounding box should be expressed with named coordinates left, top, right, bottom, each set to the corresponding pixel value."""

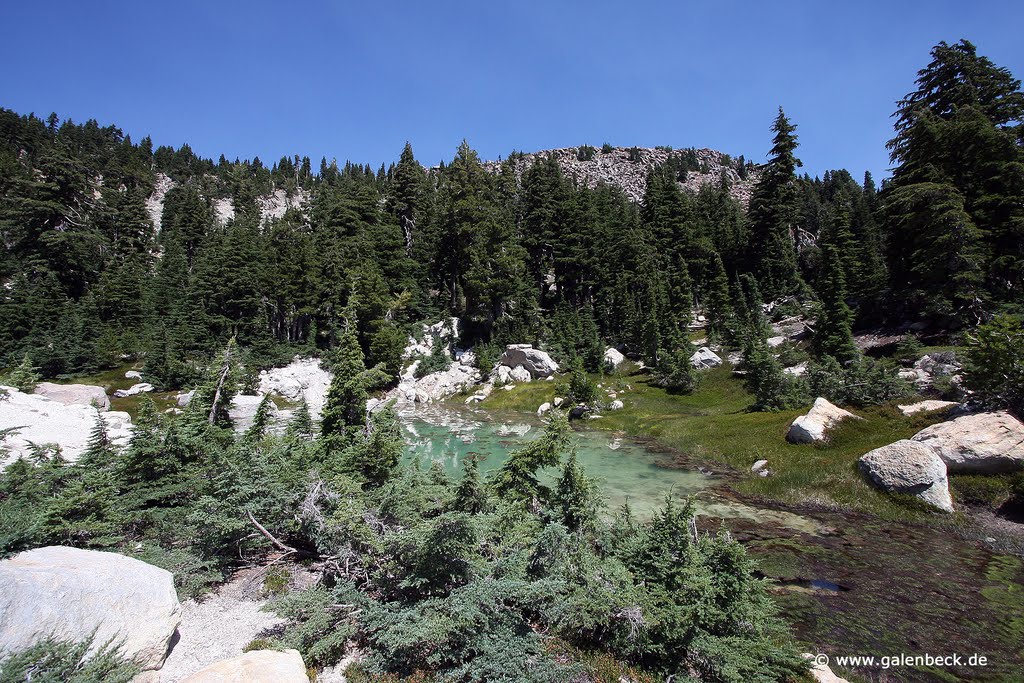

left=399, top=404, right=821, bottom=533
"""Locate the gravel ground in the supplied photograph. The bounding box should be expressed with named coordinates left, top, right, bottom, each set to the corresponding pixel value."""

left=156, top=567, right=287, bottom=682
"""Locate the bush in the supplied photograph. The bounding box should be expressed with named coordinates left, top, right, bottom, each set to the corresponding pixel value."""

left=601, top=143, right=614, bottom=154
left=473, top=342, right=500, bottom=375
left=962, top=315, right=1024, bottom=416
left=566, top=357, right=598, bottom=406
left=576, top=145, right=596, bottom=161
left=807, top=355, right=913, bottom=408
left=654, top=347, right=700, bottom=395
left=0, top=635, right=139, bottom=683
left=893, top=335, right=925, bottom=365
left=1, top=354, right=40, bottom=392
left=414, top=343, right=451, bottom=379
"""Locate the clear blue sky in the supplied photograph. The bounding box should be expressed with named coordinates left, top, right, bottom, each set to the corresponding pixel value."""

left=2, top=1, right=1021, bottom=181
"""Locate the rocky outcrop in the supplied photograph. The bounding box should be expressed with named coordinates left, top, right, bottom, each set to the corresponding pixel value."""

left=0, top=387, right=132, bottom=465
left=482, top=146, right=759, bottom=205
left=859, top=440, right=953, bottom=512
left=498, top=345, right=558, bottom=378
left=603, top=347, right=625, bottom=369
left=181, top=649, right=309, bottom=683
left=33, top=382, right=110, bottom=410
left=899, top=352, right=961, bottom=388
left=787, top=398, right=860, bottom=444
left=0, top=546, right=181, bottom=671
left=257, top=357, right=331, bottom=418
left=689, top=347, right=722, bottom=369
left=897, top=400, right=959, bottom=416
left=911, top=411, right=1024, bottom=473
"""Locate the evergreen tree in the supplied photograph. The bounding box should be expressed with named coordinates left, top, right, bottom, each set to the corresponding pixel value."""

left=747, top=108, right=804, bottom=300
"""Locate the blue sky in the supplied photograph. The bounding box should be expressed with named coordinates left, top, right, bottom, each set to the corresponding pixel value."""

left=2, top=1, right=1021, bottom=181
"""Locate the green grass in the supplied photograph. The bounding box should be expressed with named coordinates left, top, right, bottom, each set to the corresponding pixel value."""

left=475, top=364, right=951, bottom=521
left=57, top=363, right=178, bottom=418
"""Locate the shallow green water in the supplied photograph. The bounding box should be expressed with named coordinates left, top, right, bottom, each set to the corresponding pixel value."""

left=401, top=405, right=822, bottom=534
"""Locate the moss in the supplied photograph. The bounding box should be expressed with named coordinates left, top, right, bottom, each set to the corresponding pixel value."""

left=242, top=638, right=275, bottom=652
left=262, top=566, right=292, bottom=595
left=980, top=555, right=1024, bottom=651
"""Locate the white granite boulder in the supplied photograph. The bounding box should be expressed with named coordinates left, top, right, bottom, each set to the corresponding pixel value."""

left=0, top=546, right=181, bottom=671
left=911, top=411, right=1024, bottom=474
left=181, top=649, right=309, bottom=683
left=498, top=345, right=558, bottom=378
left=0, top=387, right=132, bottom=464
left=33, top=382, right=110, bottom=410
left=689, top=346, right=722, bottom=369
left=859, top=440, right=953, bottom=512
left=114, top=382, right=154, bottom=398
left=897, top=400, right=959, bottom=416
left=603, top=347, right=625, bottom=369
left=257, top=358, right=331, bottom=418
left=787, top=398, right=860, bottom=444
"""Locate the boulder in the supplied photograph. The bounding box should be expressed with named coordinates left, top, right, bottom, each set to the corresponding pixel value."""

left=509, top=365, right=533, bottom=383
left=787, top=398, right=860, bottom=444
left=113, top=382, right=154, bottom=398
left=493, top=365, right=514, bottom=384
left=498, top=345, right=558, bottom=378
left=859, top=440, right=953, bottom=512
left=125, top=370, right=143, bottom=380
left=0, top=387, right=132, bottom=465
left=751, top=459, right=769, bottom=473
left=603, top=347, right=625, bottom=368
left=228, top=395, right=276, bottom=432
left=783, top=363, right=807, bottom=377
left=176, top=389, right=196, bottom=407
left=0, top=546, right=181, bottom=671
left=767, top=336, right=787, bottom=348
left=689, top=346, right=722, bottom=369
left=181, top=649, right=309, bottom=683
left=897, top=400, right=959, bottom=416
left=553, top=397, right=564, bottom=407
left=609, top=399, right=624, bottom=410
left=911, top=411, right=1024, bottom=473
left=803, top=654, right=850, bottom=683
left=257, top=358, right=331, bottom=418
left=33, top=382, right=110, bottom=410
left=537, top=402, right=551, bottom=416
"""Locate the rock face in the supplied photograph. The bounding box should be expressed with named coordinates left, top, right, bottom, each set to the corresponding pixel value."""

left=911, top=411, right=1024, bottom=473
left=859, top=440, right=953, bottom=512
left=257, top=357, right=331, bottom=419
left=787, top=398, right=860, bottom=444
left=603, top=347, right=625, bottom=368
left=33, top=382, right=110, bottom=410
left=897, top=400, right=959, bottom=416
left=0, top=387, right=132, bottom=465
left=498, top=345, right=558, bottom=378
left=482, top=146, right=759, bottom=205
left=0, top=546, right=181, bottom=671
left=689, top=347, right=722, bottom=369
left=181, top=649, right=309, bottom=683
left=803, top=654, right=851, bottom=683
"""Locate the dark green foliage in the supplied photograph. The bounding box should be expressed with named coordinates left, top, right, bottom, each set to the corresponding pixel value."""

left=1, top=354, right=40, bottom=392
left=565, top=357, right=599, bottom=406
left=806, top=355, right=913, bottom=408
left=962, top=315, right=1024, bottom=415
left=743, top=341, right=808, bottom=412
left=883, top=40, right=1024, bottom=321
left=491, top=411, right=572, bottom=501
left=0, top=635, right=140, bottom=683
left=414, top=341, right=452, bottom=379
left=747, top=109, right=803, bottom=301
left=653, top=343, right=700, bottom=395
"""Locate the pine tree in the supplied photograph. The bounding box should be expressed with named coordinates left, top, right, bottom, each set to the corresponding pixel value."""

left=747, top=108, right=804, bottom=301
left=813, top=243, right=859, bottom=364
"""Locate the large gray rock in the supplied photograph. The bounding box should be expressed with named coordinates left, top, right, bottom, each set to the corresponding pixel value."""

left=603, top=347, right=625, bottom=368
left=499, top=345, right=558, bottom=378
left=859, top=440, right=953, bottom=512
left=257, top=357, right=331, bottom=419
left=689, top=346, right=722, bottom=369
left=787, top=398, right=860, bottom=444
left=897, top=400, right=959, bottom=416
left=0, top=388, right=132, bottom=465
left=114, top=382, right=154, bottom=398
left=911, top=411, right=1024, bottom=473
left=33, top=382, right=110, bottom=410
left=181, top=649, right=310, bottom=683
left=0, top=546, right=181, bottom=671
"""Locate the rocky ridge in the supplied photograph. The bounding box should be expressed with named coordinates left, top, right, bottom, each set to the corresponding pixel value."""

left=482, top=146, right=759, bottom=204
